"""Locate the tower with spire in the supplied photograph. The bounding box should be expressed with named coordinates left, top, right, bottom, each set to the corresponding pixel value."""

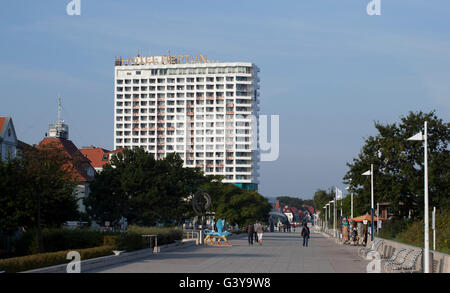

left=47, top=96, right=69, bottom=139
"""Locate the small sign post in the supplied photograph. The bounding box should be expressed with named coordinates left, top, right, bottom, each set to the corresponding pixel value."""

left=432, top=207, right=436, bottom=251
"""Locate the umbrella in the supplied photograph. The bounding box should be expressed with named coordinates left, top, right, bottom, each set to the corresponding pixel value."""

left=350, top=213, right=385, bottom=223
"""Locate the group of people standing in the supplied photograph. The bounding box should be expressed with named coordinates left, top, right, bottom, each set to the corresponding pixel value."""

left=277, top=222, right=296, bottom=232
left=246, top=221, right=311, bottom=247
left=246, top=221, right=264, bottom=245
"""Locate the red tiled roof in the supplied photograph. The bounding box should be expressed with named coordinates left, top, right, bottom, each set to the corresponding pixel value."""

left=80, top=147, right=110, bottom=168
left=79, top=147, right=124, bottom=168
left=38, top=138, right=94, bottom=182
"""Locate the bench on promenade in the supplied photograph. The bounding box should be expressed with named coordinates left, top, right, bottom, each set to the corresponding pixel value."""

left=384, top=248, right=412, bottom=272
left=359, top=239, right=384, bottom=259
left=141, top=234, right=159, bottom=253
left=391, top=249, right=422, bottom=273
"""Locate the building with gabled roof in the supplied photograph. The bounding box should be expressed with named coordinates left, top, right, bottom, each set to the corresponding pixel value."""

left=36, top=98, right=96, bottom=213
left=80, top=146, right=124, bottom=172
left=0, top=117, right=18, bottom=162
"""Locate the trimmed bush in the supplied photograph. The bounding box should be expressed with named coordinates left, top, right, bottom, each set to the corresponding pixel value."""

left=0, top=245, right=114, bottom=273
left=12, top=228, right=116, bottom=256
left=378, top=210, right=450, bottom=254
left=126, top=225, right=183, bottom=246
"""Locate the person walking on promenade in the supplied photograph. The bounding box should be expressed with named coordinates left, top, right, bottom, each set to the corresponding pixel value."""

left=255, top=221, right=264, bottom=245
left=301, top=223, right=310, bottom=247
left=253, top=222, right=258, bottom=244
left=247, top=222, right=255, bottom=245
left=351, top=227, right=358, bottom=244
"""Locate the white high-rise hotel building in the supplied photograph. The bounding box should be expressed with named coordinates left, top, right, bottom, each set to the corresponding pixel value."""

left=113, top=54, right=260, bottom=191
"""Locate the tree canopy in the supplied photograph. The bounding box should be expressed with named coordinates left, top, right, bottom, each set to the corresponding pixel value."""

left=343, top=111, right=449, bottom=219
left=276, top=196, right=314, bottom=210
left=84, top=148, right=214, bottom=226
left=203, top=182, right=272, bottom=226
left=85, top=148, right=272, bottom=227
left=0, top=143, right=79, bottom=233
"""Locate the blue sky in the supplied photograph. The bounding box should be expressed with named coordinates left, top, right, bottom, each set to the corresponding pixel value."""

left=1, top=0, right=449, bottom=199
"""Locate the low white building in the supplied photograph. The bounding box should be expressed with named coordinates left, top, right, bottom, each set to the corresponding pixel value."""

left=0, top=117, right=18, bottom=162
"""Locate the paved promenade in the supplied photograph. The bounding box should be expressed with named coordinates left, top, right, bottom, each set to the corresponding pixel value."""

left=89, top=230, right=369, bottom=273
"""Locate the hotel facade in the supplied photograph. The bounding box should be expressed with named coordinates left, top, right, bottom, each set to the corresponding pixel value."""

left=113, top=55, right=260, bottom=190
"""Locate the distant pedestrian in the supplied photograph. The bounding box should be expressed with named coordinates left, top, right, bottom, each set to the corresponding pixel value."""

left=253, top=222, right=258, bottom=243
left=352, top=227, right=358, bottom=243
left=301, top=223, right=310, bottom=247
left=247, top=222, right=255, bottom=245
left=255, top=221, right=264, bottom=245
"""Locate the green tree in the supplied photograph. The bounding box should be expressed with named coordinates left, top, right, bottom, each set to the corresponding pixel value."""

left=276, top=196, right=313, bottom=210
left=343, top=111, right=449, bottom=219
left=0, top=143, right=79, bottom=253
left=203, top=182, right=272, bottom=226
left=0, top=158, right=32, bottom=233
left=85, top=148, right=211, bottom=226
left=313, top=188, right=334, bottom=223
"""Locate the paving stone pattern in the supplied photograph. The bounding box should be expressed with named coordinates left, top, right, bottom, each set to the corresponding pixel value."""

left=89, top=231, right=369, bottom=273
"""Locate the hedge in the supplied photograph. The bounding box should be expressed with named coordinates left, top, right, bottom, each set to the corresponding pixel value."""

left=0, top=245, right=114, bottom=273
left=378, top=211, right=450, bottom=254
left=1, top=226, right=184, bottom=271
left=103, top=226, right=183, bottom=251
left=13, top=228, right=116, bottom=256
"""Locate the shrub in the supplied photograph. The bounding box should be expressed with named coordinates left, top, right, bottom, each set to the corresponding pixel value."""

left=126, top=225, right=183, bottom=246
left=0, top=245, right=114, bottom=273
left=12, top=228, right=117, bottom=256
left=378, top=210, right=450, bottom=254
left=6, top=226, right=183, bottom=260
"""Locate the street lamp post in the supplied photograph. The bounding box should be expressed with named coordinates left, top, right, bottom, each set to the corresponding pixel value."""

left=377, top=202, right=380, bottom=235
left=362, top=164, right=374, bottom=242
left=327, top=202, right=330, bottom=229
left=408, top=121, right=430, bottom=273
left=432, top=207, right=436, bottom=251
left=346, top=186, right=354, bottom=219
left=333, top=199, right=336, bottom=238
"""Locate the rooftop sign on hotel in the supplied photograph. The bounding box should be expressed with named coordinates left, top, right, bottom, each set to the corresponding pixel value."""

left=116, top=55, right=209, bottom=66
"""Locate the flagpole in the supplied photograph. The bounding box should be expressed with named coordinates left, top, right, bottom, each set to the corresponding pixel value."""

left=351, top=191, right=353, bottom=219
left=334, top=192, right=336, bottom=238
left=371, top=163, right=374, bottom=242
left=424, top=121, right=429, bottom=273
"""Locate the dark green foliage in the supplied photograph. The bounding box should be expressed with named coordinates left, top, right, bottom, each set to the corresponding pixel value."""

left=9, top=226, right=182, bottom=259
left=115, top=233, right=147, bottom=251
left=343, top=111, right=449, bottom=219
left=378, top=210, right=450, bottom=254
left=12, top=228, right=115, bottom=256
left=0, top=245, right=114, bottom=273
left=0, top=143, right=80, bottom=254
left=313, top=188, right=335, bottom=222
left=276, top=196, right=314, bottom=209
left=203, top=182, right=272, bottom=226
left=0, top=145, right=79, bottom=232
left=84, top=149, right=212, bottom=226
